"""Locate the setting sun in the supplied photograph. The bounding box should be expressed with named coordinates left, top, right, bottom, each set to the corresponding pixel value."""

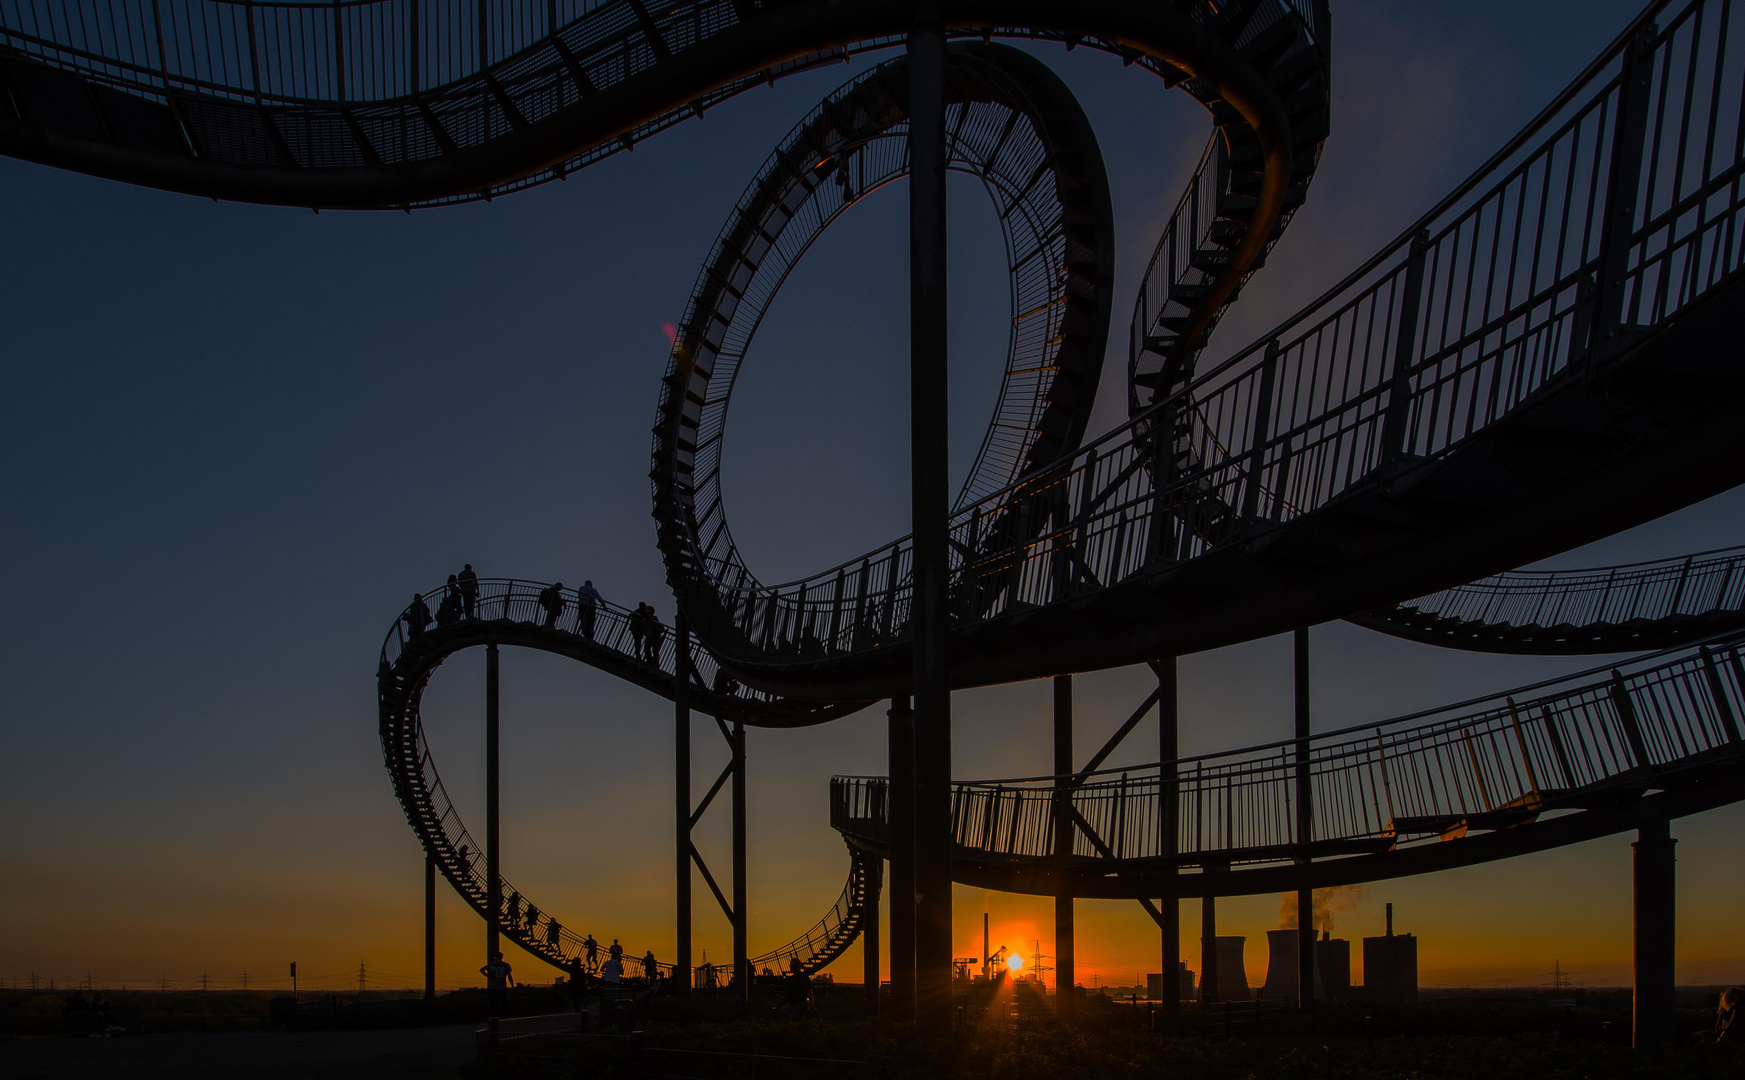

left=1007, top=953, right=1024, bottom=973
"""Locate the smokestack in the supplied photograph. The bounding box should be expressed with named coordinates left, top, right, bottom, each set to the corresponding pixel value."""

left=1386, top=903, right=1394, bottom=937
left=983, top=913, right=990, bottom=977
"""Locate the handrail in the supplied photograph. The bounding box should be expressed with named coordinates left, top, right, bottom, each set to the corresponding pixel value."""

left=1375, top=545, right=1745, bottom=632
left=381, top=577, right=796, bottom=710
left=681, top=0, right=1745, bottom=685
left=833, top=630, right=1745, bottom=866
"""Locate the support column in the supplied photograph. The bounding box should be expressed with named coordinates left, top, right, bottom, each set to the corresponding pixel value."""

left=1632, top=819, right=1676, bottom=1047
left=485, top=644, right=500, bottom=967
left=863, top=853, right=883, bottom=1016
left=907, top=3, right=953, bottom=1040
left=425, top=855, right=436, bottom=1001
left=1294, top=628, right=1315, bottom=1019
left=732, top=720, right=748, bottom=1002
left=1200, top=896, right=1217, bottom=1004
left=675, top=612, right=692, bottom=997
left=888, top=696, right=916, bottom=1022
left=1157, top=659, right=1179, bottom=1016
left=1053, top=675, right=1075, bottom=1014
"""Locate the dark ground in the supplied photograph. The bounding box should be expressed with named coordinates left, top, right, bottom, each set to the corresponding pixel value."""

left=0, top=1024, right=475, bottom=1080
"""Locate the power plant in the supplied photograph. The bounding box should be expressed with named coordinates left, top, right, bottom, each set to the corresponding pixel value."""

left=1363, top=904, right=1420, bottom=1005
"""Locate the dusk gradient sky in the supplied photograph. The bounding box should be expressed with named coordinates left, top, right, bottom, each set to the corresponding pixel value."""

left=4, top=0, right=1742, bottom=994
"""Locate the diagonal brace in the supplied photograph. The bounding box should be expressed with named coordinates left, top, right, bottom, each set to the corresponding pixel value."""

left=1072, top=686, right=1164, bottom=786
left=690, top=758, right=734, bottom=829
left=689, top=842, right=737, bottom=925
left=1065, top=803, right=1170, bottom=929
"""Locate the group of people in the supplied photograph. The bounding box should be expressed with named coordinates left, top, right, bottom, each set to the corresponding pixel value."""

left=401, top=564, right=482, bottom=641
left=399, top=569, right=676, bottom=669
left=480, top=933, right=664, bottom=1019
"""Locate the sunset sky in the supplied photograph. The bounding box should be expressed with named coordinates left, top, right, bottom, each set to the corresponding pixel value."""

left=3, top=0, right=1741, bottom=995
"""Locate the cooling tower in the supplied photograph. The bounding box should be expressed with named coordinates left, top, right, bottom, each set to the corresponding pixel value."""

left=1206, top=936, right=1249, bottom=1000
left=1258, top=929, right=1327, bottom=1001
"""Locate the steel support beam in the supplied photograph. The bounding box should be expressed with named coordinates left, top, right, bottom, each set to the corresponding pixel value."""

left=864, top=853, right=883, bottom=1015
left=1199, top=895, right=1217, bottom=1003
left=1053, top=675, right=1074, bottom=1013
left=425, top=854, right=436, bottom=1000
left=486, top=643, right=501, bottom=968
left=908, top=3, right=953, bottom=1039
left=887, top=696, right=916, bottom=1022
left=675, top=611, right=693, bottom=997
left=1295, top=628, right=1315, bottom=1019
left=1632, top=819, right=1676, bottom=1047
left=1156, top=658, right=1179, bottom=1017
left=732, top=720, right=748, bottom=1002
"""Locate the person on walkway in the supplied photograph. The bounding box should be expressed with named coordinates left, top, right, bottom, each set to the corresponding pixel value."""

left=457, top=564, right=479, bottom=620
left=609, top=939, right=623, bottom=964
left=524, top=904, right=540, bottom=936
left=628, top=603, right=649, bottom=658
left=642, top=950, right=658, bottom=983
left=601, top=956, right=622, bottom=989
left=437, top=575, right=463, bottom=627
left=538, top=582, right=566, bottom=629
left=574, top=580, right=602, bottom=641
left=546, top=917, right=563, bottom=949
left=506, top=892, right=522, bottom=931
left=481, top=952, right=513, bottom=1016
left=1715, top=987, right=1744, bottom=1042
left=566, top=956, right=587, bottom=1011
left=642, top=607, right=666, bottom=664
left=404, top=593, right=432, bottom=641
left=584, top=934, right=599, bottom=970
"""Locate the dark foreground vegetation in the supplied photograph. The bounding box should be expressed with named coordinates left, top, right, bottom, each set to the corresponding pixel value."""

left=476, top=981, right=1744, bottom=1080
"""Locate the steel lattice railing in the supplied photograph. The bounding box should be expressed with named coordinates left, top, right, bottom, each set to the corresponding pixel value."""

left=381, top=578, right=786, bottom=707
left=687, top=0, right=1745, bottom=670
left=832, top=634, right=1745, bottom=868
left=1383, top=544, right=1745, bottom=631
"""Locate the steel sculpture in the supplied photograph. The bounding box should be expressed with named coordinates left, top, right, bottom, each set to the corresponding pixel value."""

left=12, top=0, right=1745, bottom=1047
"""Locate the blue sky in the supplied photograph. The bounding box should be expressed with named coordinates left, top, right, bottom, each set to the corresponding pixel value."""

left=3, top=0, right=1741, bottom=991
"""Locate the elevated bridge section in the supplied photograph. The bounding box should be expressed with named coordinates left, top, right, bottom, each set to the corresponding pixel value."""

left=1351, top=544, right=1745, bottom=655
left=377, top=579, right=871, bottom=975
left=832, top=633, right=1745, bottom=897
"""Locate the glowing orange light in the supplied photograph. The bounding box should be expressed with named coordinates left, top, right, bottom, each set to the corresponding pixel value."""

left=1007, top=953, right=1024, bottom=973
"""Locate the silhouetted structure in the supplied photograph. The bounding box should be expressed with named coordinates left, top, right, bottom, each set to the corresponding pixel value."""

left=13, top=0, right=1738, bottom=1043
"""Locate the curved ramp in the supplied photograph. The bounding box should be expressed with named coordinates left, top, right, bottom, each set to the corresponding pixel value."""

left=832, top=633, right=1745, bottom=897
left=659, top=1, right=1745, bottom=700
left=0, top=1, right=1326, bottom=210
left=1350, top=545, right=1745, bottom=655
left=748, top=842, right=875, bottom=978
left=377, top=578, right=870, bottom=975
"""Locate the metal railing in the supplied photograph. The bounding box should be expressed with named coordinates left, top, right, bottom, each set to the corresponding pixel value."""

left=380, top=578, right=789, bottom=709
left=832, top=633, right=1745, bottom=868
left=1383, top=544, right=1745, bottom=630
left=747, top=848, right=868, bottom=977
left=684, top=0, right=1745, bottom=673
left=380, top=578, right=870, bottom=980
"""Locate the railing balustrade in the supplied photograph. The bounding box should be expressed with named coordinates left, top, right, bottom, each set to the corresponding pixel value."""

left=1384, top=544, right=1745, bottom=629
left=687, top=0, right=1745, bottom=672
left=831, top=633, right=1745, bottom=868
